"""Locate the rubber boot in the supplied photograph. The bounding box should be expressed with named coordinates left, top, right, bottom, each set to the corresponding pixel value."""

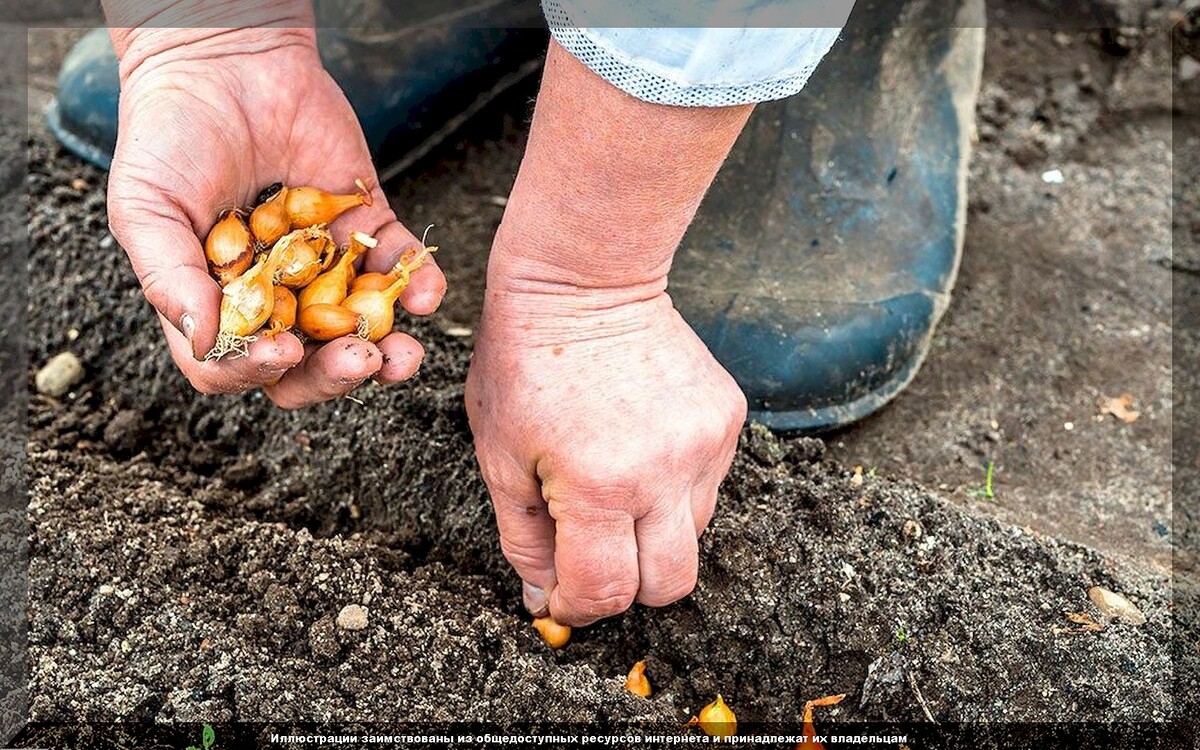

left=670, top=0, right=987, bottom=431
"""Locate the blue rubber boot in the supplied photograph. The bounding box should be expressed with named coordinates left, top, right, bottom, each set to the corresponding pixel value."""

left=47, top=2, right=547, bottom=171
left=670, top=0, right=986, bottom=431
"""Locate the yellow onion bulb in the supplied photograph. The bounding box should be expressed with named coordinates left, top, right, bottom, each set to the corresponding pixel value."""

left=265, top=286, right=297, bottom=337
left=348, top=271, right=393, bottom=295
left=267, top=226, right=333, bottom=289
left=207, top=257, right=276, bottom=360
left=532, top=616, right=571, bottom=649
left=624, top=661, right=652, bottom=698
left=249, top=187, right=291, bottom=248
left=296, top=303, right=364, bottom=341
left=204, top=210, right=253, bottom=287
left=693, top=695, right=737, bottom=738
left=284, top=178, right=373, bottom=228
left=341, top=274, right=409, bottom=343
left=298, top=230, right=378, bottom=310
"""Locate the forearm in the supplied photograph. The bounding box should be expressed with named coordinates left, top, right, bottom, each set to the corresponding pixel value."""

left=102, top=0, right=315, bottom=77
left=490, top=39, right=753, bottom=301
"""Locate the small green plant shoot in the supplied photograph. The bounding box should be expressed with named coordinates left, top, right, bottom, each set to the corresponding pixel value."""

left=186, top=723, right=215, bottom=750
left=970, top=460, right=995, bottom=499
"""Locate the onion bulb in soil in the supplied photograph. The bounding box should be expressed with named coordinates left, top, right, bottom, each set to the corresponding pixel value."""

left=298, top=230, right=378, bottom=310
left=269, top=226, right=333, bottom=288
left=296, top=303, right=363, bottom=341
left=532, top=616, right=571, bottom=649
left=284, top=178, right=373, bottom=228
left=624, top=661, right=652, bottom=698
left=265, top=286, right=297, bottom=337
left=249, top=185, right=290, bottom=247
left=207, top=255, right=279, bottom=360
left=687, top=695, right=736, bottom=738
left=204, top=210, right=253, bottom=287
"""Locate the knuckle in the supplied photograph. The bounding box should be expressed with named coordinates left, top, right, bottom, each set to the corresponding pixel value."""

left=564, top=582, right=637, bottom=619
left=640, top=572, right=698, bottom=607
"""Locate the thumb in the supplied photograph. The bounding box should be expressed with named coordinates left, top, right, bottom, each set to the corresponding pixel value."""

left=107, top=201, right=223, bottom=360
left=483, top=463, right=558, bottom=616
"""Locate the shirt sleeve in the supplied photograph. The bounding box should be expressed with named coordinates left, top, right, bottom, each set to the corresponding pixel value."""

left=542, top=0, right=856, bottom=107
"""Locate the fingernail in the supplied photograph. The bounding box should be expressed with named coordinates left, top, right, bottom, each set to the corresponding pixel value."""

left=523, top=582, right=549, bottom=617
left=180, top=313, right=203, bottom=360
left=180, top=313, right=196, bottom=341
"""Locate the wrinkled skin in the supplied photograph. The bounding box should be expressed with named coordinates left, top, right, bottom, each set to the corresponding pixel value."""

left=107, top=29, right=446, bottom=406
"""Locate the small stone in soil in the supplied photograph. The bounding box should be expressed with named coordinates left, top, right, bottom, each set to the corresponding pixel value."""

left=35, top=352, right=84, bottom=397
left=336, top=604, right=369, bottom=631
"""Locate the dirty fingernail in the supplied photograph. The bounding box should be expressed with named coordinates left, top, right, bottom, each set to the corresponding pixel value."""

left=180, top=313, right=196, bottom=341
left=523, top=582, right=548, bottom=617
left=180, top=313, right=203, bottom=360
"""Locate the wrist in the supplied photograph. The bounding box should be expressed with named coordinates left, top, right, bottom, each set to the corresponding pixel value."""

left=105, top=0, right=316, bottom=82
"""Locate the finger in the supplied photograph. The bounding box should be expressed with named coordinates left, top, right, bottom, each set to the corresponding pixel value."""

left=634, top=500, right=700, bottom=607
left=158, top=313, right=304, bottom=394
left=109, top=204, right=223, bottom=360
left=547, top=510, right=640, bottom=626
left=398, top=254, right=446, bottom=316
left=263, top=338, right=384, bottom=408
left=483, top=464, right=558, bottom=617
left=375, top=332, right=425, bottom=385
left=362, top=221, right=447, bottom=316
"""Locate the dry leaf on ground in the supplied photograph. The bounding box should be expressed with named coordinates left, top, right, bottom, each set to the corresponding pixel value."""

left=1097, top=393, right=1139, bottom=423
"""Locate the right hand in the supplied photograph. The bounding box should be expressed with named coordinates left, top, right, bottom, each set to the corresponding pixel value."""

left=106, top=27, right=446, bottom=406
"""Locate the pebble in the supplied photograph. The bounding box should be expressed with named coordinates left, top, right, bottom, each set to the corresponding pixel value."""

left=1180, top=56, right=1200, bottom=83
left=902, top=519, right=924, bottom=539
left=1088, top=586, right=1146, bottom=625
left=98, top=584, right=114, bottom=596
left=35, top=352, right=84, bottom=397
left=336, top=603, right=369, bottom=631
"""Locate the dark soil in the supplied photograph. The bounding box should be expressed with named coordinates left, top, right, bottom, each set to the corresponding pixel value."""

left=11, top=5, right=1196, bottom=747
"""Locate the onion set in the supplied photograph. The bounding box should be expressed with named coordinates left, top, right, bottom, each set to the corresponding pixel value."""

left=686, top=695, right=736, bottom=738
left=199, top=180, right=437, bottom=360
